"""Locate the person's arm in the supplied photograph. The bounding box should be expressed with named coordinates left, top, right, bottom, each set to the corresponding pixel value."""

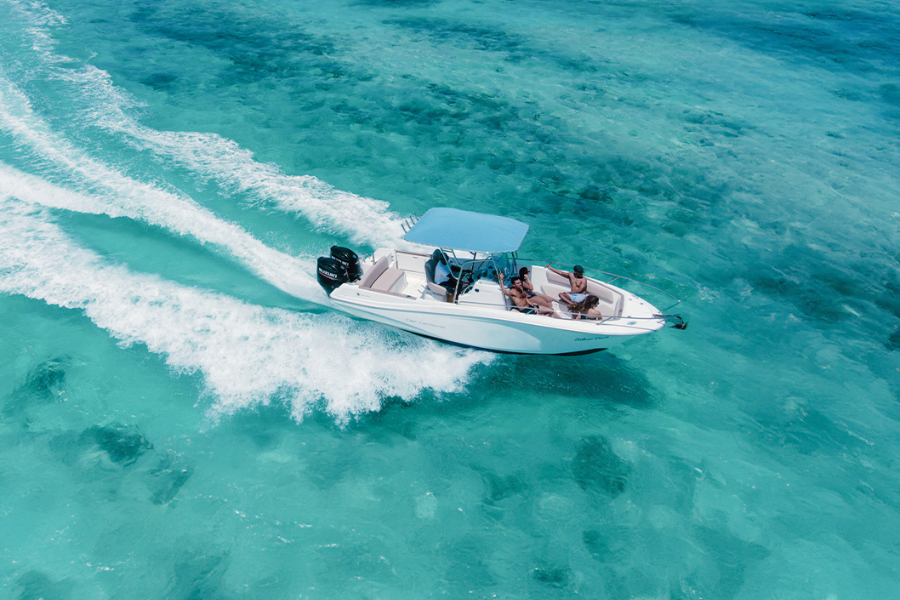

left=545, top=264, right=565, bottom=276
left=498, top=273, right=511, bottom=297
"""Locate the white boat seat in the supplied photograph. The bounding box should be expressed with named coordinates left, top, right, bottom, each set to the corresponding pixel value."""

left=424, top=256, right=449, bottom=299
left=358, top=257, right=409, bottom=294
left=426, top=281, right=448, bottom=299
left=371, top=268, right=405, bottom=292
left=359, top=256, right=390, bottom=289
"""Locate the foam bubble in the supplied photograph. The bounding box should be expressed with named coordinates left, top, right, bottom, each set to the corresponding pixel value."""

left=0, top=196, right=493, bottom=424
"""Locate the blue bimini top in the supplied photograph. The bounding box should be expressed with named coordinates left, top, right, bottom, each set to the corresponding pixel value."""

left=402, top=208, right=529, bottom=254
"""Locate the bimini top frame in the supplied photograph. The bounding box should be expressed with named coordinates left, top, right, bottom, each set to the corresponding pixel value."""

left=402, top=207, right=529, bottom=254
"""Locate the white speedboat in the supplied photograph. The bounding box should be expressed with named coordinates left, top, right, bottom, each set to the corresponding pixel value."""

left=316, top=208, right=685, bottom=355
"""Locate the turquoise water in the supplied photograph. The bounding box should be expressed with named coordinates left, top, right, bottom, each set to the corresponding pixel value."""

left=1, top=0, right=899, bottom=597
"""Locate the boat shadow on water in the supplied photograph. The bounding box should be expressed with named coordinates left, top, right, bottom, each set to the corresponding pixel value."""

left=478, top=353, right=658, bottom=410
left=354, top=350, right=658, bottom=428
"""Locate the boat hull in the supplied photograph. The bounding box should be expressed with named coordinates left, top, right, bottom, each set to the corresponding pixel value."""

left=329, top=289, right=664, bottom=355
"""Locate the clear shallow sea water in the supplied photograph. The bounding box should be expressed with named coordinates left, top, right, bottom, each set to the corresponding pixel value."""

left=1, top=0, right=899, bottom=597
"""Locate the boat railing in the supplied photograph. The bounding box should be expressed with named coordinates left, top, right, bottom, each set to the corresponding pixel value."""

left=519, top=259, right=683, bottom=314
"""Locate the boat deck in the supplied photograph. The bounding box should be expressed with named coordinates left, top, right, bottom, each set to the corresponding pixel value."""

left=354, top=249, right=629, bottom=320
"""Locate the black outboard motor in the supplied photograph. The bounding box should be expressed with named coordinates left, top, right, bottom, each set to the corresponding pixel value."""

left=317, top=257, right=348, bottom=295
left=330, top=246, right=361, bottom=281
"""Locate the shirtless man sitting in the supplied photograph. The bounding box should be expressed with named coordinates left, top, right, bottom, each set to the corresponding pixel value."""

left=498, top=274, right=556, bottom=317
left=545, top=264, right=588, bottom=306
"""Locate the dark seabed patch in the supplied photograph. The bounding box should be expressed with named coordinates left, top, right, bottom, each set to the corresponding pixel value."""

left=149, top=452, right=194, bottom=505
left=129, top=2, right=348, bottom=86
left=3, top=357, right=69, bottom=422
left=22, top=358, right=68, bottom=393
left=752, top=405, right=864, bottom=456
left=81, top=423, right=154, bottom=465
left=582, top=528, right=629, bottom=562
left=672, top=4, right=900, bottom=75
left=15, top=570, right=73, bottom=600
left=355, top=399, right=419, bottom=443
left=481, top=469, right=528, bottom=504
left=531, top=564, right=571, bottom=588
left=572, top=435, right=630, bottom=496
left=384, top=15, right=607, bottom=73
left=887, top=328, right=900, bottom=351
left=439, top=536, right=496, bottom=592
left=385, top=17, right=527, bottom=57
left=170, top=549, right=231, bottom=600
left=301, top=433, right=363, bottom=491
left=679, top=108, right=753, bottom=138
left=680, top=526, right=770, bottom=600
left=140, top=72, right=178, bottom=90
left=739, top=234, right=898, bottom=329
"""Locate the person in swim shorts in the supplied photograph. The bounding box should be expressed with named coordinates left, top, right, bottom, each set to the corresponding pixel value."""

left=545, top=264, right=588, bottom=306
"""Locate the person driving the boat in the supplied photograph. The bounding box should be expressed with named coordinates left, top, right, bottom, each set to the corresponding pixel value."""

left=434, top=251, right=459, bottom=299
left=499, top=274, right=556, bottom=316
left=546, top=264, right=588, bottom=306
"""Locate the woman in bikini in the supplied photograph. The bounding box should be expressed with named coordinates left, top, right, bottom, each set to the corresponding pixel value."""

left=518, top=267, right=555, bottom=307
left=569, top=295, right=602, bottom=320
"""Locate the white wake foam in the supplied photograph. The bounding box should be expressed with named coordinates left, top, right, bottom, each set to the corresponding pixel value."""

left=0, top=196, right=492, bottom=424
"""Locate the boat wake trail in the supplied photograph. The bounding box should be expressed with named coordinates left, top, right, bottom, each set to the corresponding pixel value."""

left=0, top=3, right=494, bottom=423
left=0, top=196, right=492, bottom=424
left=75, top=65, right=406, bottom=248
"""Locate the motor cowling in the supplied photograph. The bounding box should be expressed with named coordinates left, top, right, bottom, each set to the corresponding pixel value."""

left=330, top=246, right=361, bottom=281
left=317, top=257, right=348, bottom=294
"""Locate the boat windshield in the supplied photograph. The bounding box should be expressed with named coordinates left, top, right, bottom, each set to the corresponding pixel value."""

left=442, top=249, right=517, bottom=283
